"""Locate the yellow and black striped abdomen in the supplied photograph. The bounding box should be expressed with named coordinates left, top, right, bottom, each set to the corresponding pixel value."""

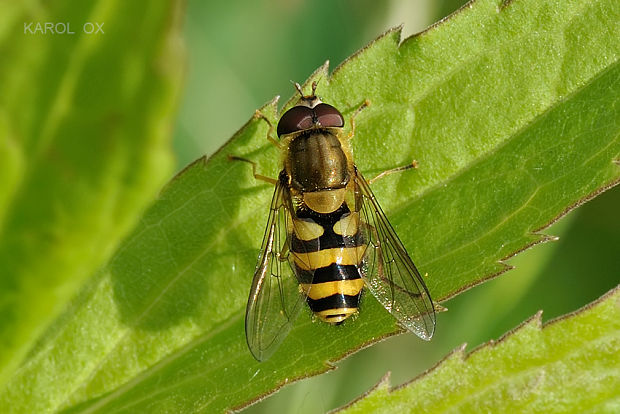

left=291, top=203, right=366, bottom=324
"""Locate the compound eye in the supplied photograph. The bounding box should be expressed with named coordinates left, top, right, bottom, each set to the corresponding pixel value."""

left=277, top=106, right=314, bottom=136
left=314, top=103, right=344, bottom=128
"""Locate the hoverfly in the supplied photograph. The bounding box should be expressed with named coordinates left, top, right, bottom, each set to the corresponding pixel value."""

left=236, top=82, right=435, bottom=361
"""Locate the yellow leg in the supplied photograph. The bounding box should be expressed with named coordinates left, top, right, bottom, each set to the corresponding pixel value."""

left=369, top=160, right=419, bottom=185
left=347, top=99, right=371, bottom=139
left=227, top=155, right=278, bottom=185
left=254, top=110, right=281, bottom=149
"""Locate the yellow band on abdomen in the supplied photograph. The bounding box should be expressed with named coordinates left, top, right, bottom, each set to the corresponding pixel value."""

left=300, top=279, right=365, bottom=300
left=315, top=308, right=358, bottom=324
left=292, top=245, right=367, bottom=270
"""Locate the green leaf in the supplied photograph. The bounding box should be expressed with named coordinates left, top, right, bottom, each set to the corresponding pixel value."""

left=3, top=0, right=619, bottom=412
left=0, top=1, right=184, bottom=386
left=335, top=285, right=620, bottom=414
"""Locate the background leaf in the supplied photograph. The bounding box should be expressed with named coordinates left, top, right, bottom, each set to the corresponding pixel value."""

left=0, top=1, right=184, bottom=386
left=1, top=0, right=618, bottom=412
left=335, top=285, right=620, bottom=414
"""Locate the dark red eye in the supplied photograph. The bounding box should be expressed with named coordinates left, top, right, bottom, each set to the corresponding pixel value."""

left=314, top=103, right=344, bottom=128
left=277, top=106, right=314, bottom=137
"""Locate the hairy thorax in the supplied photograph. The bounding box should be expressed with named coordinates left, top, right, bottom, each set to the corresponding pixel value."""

left=286, top=130, right=350, bottom=213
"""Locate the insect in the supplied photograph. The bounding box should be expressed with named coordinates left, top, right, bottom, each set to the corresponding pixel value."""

left=235, top=82, right=435, bottom=361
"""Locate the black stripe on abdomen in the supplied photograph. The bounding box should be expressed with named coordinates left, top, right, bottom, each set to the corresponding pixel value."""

left=307, top=293, right=360, bottom=312
left=291, top=203, right=365, bottom=252
left=295, top=263, right=360, bottom=284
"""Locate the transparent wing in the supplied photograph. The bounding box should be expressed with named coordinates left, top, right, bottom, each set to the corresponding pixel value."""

left=245, top=181, right=306, bottom=361
left=353, top=168, right=436, bottom=340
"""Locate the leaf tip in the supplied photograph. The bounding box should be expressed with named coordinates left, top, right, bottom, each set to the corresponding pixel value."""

left=329, top=372, right=393, bottom=413
left=377, top=371, right=392, bottom=389
left=434, top=303, right=448, bottom=313
left=330, top=25, right=402, bottom=79
left=500, top=309, right=544, bottom=340
left=455, top=342, right=468, bottom=359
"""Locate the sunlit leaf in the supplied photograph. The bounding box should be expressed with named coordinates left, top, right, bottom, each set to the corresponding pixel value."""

left=0, top=0, right=184, bottom=388
left=335, top=285, right=620, bottom=414
left=1, top=0, right=618, bottom=412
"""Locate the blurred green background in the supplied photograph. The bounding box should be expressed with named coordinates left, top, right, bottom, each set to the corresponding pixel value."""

left=175, top=1, right=619, bottom=413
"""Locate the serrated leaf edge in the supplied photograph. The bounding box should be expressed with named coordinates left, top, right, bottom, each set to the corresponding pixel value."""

left=332, top=284, right=620, bottom=413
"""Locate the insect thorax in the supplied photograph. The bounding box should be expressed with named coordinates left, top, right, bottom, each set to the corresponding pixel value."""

left=287, top=129, right=349, bottom=191
left=286, top=129, right=350, bottom=213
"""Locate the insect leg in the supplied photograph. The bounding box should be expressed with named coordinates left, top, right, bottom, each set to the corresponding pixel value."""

left=253, top=110, right=281, bottom=149
left=368, top=160, right=418, bottom=185
left=278, top=242, right=290, bottom=261
left=227, top=155, right=278, bottom=185
left=347, top=99, right=371, bottom=139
